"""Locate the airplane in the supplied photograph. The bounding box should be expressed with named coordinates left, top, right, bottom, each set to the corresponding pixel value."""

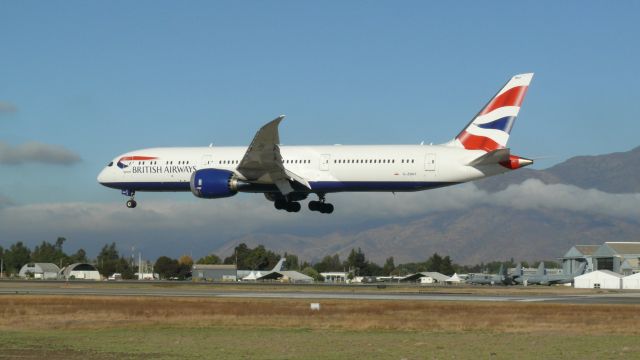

left=237, top=257, right=286, bottom=280
left=514, top=262, right=587, bottom=286
left=466, top=264, right=512, bottom=285
left=98, top=73, right=534, bottom=213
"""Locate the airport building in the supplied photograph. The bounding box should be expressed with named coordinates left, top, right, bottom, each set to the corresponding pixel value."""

left=60, top=263, right=101, bottom=280
left=401, top=272, right=449, bottom=284
left=321, top=272, right=349, bottom=283
left=592, top=242, right=640, bottom=275
left=561, top=242, right=640, bottom=276
left=622, top=272, right=640, bottom=289
left=574, top=270, right=624, bottom=289
left=18, top=263, right=60, bottom=280
left=192, top=264, right=237, bottom=281
left=560, top=245, right=599, bottom=274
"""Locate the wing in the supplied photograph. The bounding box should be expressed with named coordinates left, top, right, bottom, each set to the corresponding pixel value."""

left=236, top=116, right=310, bottom=195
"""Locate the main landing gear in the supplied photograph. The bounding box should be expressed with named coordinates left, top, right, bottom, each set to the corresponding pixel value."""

left=308, top=194, right=334, bottom=214
left=122, top=189, right=137, bottom=209
left=274, top=199, right=301, bottom=213
left=268, top=193, right=333, bottom=214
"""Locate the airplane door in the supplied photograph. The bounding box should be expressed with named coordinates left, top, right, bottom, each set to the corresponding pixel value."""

left=424, top=153, right=436, bottom=171
left=320, top=154, right=330, bottom=171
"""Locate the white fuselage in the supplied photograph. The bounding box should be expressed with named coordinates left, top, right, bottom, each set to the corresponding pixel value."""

left=97, top=144, right=506, bottom=194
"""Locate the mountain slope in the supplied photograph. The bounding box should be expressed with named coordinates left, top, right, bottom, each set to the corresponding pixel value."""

left=477, top=146, right=640, bottom=193
left=217, top=206, right=640, bottom=264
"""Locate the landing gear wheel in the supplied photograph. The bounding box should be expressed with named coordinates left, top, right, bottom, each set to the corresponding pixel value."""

left=309, top=194, right=333, bottom=214
left=286, top=202, right=301, bottom=213
left=126, top=200, right=137, bottom=208
left=320, top=203, right=334, bottom=214
left=274, top=200, right=287, bottom=210
left=308, top=201, right=320, bottom=211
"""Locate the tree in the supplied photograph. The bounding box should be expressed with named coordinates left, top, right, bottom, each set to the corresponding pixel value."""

left=363, top=261, right=384, bottom=276
left=314, top=254, right=342, bottom=273
left=117, top=258, right=135, bottom=279
left=425, top=253, right=443, bottom=272
left=178, top=255, right=193, bottom=267
left=31, top=238, right=68, bottom=265
left=154, top=256, right=178, bottom=279
left=301, top=266, right=322, bottom=281
left=224, top=243, right=279, bottom=270
left=284, top=253, right=299, bottom=271
left=69, top=249, right=88, bottom=264
left=439, top=256, right=454, bottom=275
left=382, top=257, right=395, bottom=275
left=4, top=242, right=31, bottom=274
left=96, top=243, right=120, bottom=277
left=345, top=248, right=367, bottom=276
left=196, top=254, right=221, bottom=265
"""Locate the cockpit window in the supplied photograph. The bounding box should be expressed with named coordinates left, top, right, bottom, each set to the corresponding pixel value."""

left=108, top=162, right=113, bottom=167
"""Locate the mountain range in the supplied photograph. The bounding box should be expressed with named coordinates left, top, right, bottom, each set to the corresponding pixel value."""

left=215, top=146, right=640, bottom=265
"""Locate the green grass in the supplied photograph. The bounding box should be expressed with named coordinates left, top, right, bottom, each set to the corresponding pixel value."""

left=1, top=325, right=638, bottom=360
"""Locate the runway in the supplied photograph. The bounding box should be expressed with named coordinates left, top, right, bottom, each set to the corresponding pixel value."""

left=1, top=281, right=639, bottom=304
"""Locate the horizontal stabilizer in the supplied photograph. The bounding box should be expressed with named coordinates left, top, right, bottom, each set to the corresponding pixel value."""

left=468, top=148, right=511, bottom=166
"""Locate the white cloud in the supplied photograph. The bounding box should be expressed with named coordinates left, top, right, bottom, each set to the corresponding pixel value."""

left=0, top=141, right=81, bottom=165
left=0, top=179, right=638, bottom=258
left=491, top=179, right=640, bottom=218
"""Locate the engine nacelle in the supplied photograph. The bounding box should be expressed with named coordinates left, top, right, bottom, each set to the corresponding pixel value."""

left=190, top=169, right=238, bottom=199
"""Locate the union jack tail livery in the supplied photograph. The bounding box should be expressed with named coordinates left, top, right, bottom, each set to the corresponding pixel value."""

left=453, top=73, right=533, bottom=152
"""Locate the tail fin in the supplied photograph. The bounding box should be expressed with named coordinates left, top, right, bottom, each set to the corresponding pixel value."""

left=536, top=262, right=545, bottom=276
left=514, top=262, right=523, bottom=277
left=271, top=258, right=286, bottom=272
left=452, top=73, right=533, bottom=152
left=574, top=262, right=587, bottom=275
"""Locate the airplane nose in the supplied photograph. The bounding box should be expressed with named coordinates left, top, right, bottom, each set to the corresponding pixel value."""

left=97, top=168, right=108, bottom=185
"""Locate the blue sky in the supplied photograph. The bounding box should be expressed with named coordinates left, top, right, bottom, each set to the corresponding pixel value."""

left=1, top=2, right=639, bottom=259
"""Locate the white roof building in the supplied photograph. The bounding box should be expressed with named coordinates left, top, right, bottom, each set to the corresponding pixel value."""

left=257, top=270, right=314, bottom=283
left=242, top=271, right=258, bottom=281
left=622, top=272, right=640, bottom=290
left=574, top=270, right=623, bottom=289
left=60, top=263, right=101, bottom=280
left=19, top=263, right=60, bottom=280
left=401, top=272, right=449, bottom=284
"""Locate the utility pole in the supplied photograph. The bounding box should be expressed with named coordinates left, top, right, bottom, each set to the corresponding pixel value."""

left=1, top=258, right=3, bottom=279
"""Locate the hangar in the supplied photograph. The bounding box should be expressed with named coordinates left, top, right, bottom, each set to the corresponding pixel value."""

left=192, top=264, right=237, bottom=282
left=60, top=263, right=101, bottom=280
left=592, top=242, right=640, bottom=275
left=574, top=270, right=623, bottom=289
left=560, top=245, right=599, bottom=274
left=18, top=263, right=60, bottom=280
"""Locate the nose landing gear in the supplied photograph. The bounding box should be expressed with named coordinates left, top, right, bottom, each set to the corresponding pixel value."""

left=122, top=190, right=137, bottom=208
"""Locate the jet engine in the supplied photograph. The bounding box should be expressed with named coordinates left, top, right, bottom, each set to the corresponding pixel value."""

left=190, top=169, right=239, bottom=199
